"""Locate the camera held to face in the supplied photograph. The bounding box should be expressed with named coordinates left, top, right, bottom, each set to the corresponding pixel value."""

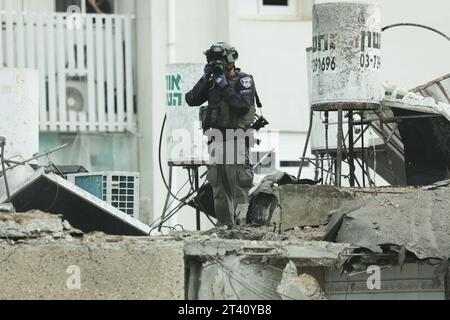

left=211, top=61, right=226, bottom=76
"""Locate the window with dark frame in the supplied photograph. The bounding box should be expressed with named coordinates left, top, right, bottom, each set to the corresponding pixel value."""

left=55, top=0, right=114, bottom=14
left=239, top=0, right=302, bottom=18
left=55, top=0, right=81, bottom=12
left=263, top=0, right=289, bottom=6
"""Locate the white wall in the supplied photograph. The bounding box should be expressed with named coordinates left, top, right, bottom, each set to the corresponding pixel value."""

left=377, top=0, right=450, bottom=89
left=175, top=0, right=230, bottom=63
left=229, top=0, right=313, bottom=134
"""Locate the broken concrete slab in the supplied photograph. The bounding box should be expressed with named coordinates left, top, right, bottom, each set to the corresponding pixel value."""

left=277, top=185, right=421, bottom=231
left=325, top=186, right=450, bottom=260
left=0, top=171, right=150, bottom=236
left=0, top=235, right=185, bottom=300
left=278, top=185, right=354, bottom=230
left=0, top=202, right=15, bottom=213
left=184, top=237, right=352, bottom=268
left=0, top=211, right=66, bottom=239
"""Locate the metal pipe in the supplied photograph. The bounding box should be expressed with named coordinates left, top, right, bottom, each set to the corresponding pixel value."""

left=297, top=111, right=314, bottom=180
left=348, top=111, right=355, bottom=187
left=324, top=111, right=330, bottom=184
left=360, top=112, right=366, bottom=187
left=0, top=138, right=11, bottom=203
left=194, top=167, right=201, bottom=231
left=336, top=108, right=343, bottom=187
left=0, top=144, right=69, bottom=178
left=159, top=165, right=173, bottom=232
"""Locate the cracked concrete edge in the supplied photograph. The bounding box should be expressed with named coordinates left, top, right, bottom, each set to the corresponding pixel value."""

left=184, top=239, right=353, bottom=267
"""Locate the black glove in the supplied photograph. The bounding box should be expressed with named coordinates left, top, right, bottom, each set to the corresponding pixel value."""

left=215, top=72, right=228, bottom=88
left=202, top=63, right=214, bottom=81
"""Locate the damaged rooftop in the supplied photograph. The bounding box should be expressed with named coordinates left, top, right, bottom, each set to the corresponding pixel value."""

left=1, top=180, right=450, bottom=300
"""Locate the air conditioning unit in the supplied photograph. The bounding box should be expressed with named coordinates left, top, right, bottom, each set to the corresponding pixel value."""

left=66, top=75, right=88, bottom=113
left=67, top=172, right=140, bottom=220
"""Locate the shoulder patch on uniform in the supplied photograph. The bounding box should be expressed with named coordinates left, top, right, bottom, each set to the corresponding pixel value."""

left=240, top=76, right=253, bottom=89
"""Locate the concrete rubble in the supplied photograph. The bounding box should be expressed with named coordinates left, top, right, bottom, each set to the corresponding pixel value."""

left=1, top=181, right=449, bottom=300
left=0, top=211, right=71, bottom=240
left=0, top=212, right=184, bottom=300
left=277, top=261, right=326, bottom=300
left=279, top=185, right=354, bottom=229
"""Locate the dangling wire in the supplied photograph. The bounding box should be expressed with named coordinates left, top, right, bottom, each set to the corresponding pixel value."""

left=0, top=139, right=11, bottom=202
left=382, top=23, right=450, bottom=42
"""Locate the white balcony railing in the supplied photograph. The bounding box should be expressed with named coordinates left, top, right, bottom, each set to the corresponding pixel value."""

left=0, top=10, right=137, bottom=133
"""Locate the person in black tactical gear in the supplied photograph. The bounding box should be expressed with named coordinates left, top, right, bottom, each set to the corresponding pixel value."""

left=186, top=42, right=257, bottom=227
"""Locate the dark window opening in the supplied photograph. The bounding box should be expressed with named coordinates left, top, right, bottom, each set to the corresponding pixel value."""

left=55, top=0, right=81, bottom=12
left=280, top=161, right=309, bottom=168
left=55, top=0, right=114, bottom=14
left=86, top=0, right=113, bottom=14
left=263, top=0, right=289, bottom=6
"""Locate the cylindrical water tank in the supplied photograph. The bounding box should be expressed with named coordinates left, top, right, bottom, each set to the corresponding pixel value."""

left=307, top=48, right=383, bottom=153
left=311, top=2, right=382, bottom=111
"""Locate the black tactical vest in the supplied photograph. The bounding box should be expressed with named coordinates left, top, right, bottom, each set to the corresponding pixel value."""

left=200, top=73, right=256, bottom=131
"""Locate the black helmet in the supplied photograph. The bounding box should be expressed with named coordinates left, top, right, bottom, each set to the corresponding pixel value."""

left=204, top=42, right=239, bottom=64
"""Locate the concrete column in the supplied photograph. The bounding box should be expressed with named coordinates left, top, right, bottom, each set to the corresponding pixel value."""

left=136, top=0, right=168, bottom=225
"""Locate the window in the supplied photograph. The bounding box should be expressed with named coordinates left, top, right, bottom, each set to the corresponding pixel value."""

left=55, top=0, right=114, bottom=14
left=259, top=0, right=296, bottom=16
left=239, top=0, right=315, bottom=20
left=239, top=0, right=298, bottom=18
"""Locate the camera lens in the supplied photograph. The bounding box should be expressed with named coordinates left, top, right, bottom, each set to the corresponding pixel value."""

left=212, top=62, right=224, bottom=75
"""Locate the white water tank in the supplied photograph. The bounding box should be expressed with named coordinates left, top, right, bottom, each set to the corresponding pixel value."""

left=311, top=2, right=382, bottom=111
left=307, top=48, right=383, bottom=153
left=0, top=69, right=39, bottom=198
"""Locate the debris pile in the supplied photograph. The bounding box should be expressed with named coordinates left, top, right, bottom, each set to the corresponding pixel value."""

left=277, top=261, right=326, bottom=300
left=325, top=181, right=450, bottom=261
left=202, top=225, right=326, bottom=242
